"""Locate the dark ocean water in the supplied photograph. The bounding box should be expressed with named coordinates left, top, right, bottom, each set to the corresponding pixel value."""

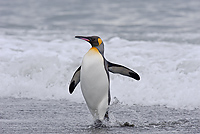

left=1, top=0, right=200, bottom=42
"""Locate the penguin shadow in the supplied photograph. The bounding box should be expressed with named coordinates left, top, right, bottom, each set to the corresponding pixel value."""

left=87, top=97, right=135, bottom=129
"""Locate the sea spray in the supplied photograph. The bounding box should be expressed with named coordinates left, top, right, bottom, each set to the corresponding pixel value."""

left=0, top=35, right=200, bottom=109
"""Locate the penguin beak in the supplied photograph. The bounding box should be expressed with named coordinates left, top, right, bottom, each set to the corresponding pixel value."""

left=75, top=36, right=91, bottom=42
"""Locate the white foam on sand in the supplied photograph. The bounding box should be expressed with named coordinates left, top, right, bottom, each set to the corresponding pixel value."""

left=0, top=35, right=200, bottom=110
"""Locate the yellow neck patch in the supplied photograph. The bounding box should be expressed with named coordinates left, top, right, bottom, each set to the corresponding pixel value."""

left=87, top=47, right=100, bottom=55
left=90, top=47, right=98, bottom=50
left=98, top=38, right=102, bottom=46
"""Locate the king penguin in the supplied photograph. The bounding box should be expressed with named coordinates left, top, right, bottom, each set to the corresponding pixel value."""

left=69, top=36, right=140, bottom=126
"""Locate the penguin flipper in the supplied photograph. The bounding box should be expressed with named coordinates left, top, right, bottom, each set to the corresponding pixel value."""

left=69, top=66, right=81, bottom=94
left=107, top=61, right=140, bottom=80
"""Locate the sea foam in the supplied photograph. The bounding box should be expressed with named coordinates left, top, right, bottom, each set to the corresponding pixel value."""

left=0, top=35, right=200, bottom=110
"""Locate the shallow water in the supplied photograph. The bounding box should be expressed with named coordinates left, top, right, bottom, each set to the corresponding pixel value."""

left=0, top=98, right=200, bottom=133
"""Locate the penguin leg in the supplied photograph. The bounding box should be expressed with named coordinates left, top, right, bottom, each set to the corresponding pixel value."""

left=104, top=87, right=111, bottom=121
left=104, top=110, right=109, bottom=121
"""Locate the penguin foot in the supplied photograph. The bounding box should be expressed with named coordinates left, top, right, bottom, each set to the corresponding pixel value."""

left=94, top=119, right=105, bottom=128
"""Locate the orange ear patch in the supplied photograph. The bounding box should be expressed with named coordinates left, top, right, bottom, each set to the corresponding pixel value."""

left=98, top=38, right=102, bottom=45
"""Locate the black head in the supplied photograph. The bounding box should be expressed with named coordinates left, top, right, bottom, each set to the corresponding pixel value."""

left=75, top=36, right=103, bottom=47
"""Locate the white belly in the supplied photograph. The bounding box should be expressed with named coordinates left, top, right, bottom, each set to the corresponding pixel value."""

left=80, top=48, right=109, bottom=120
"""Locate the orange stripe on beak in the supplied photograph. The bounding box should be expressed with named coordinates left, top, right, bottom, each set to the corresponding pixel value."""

left=80, top=38, right=90, bottom=42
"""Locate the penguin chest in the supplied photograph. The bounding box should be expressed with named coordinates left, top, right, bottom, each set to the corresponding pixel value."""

left=80, top=48, right=109, bottom=117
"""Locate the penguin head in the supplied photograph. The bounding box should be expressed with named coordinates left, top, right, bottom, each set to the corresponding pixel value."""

left=75, top=36, right=104, bottom=55
left=75, top=36, right=103, bottom=47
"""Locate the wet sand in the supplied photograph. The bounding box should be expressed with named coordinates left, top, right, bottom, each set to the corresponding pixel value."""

left=0, top=98, right=199, bottom=134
